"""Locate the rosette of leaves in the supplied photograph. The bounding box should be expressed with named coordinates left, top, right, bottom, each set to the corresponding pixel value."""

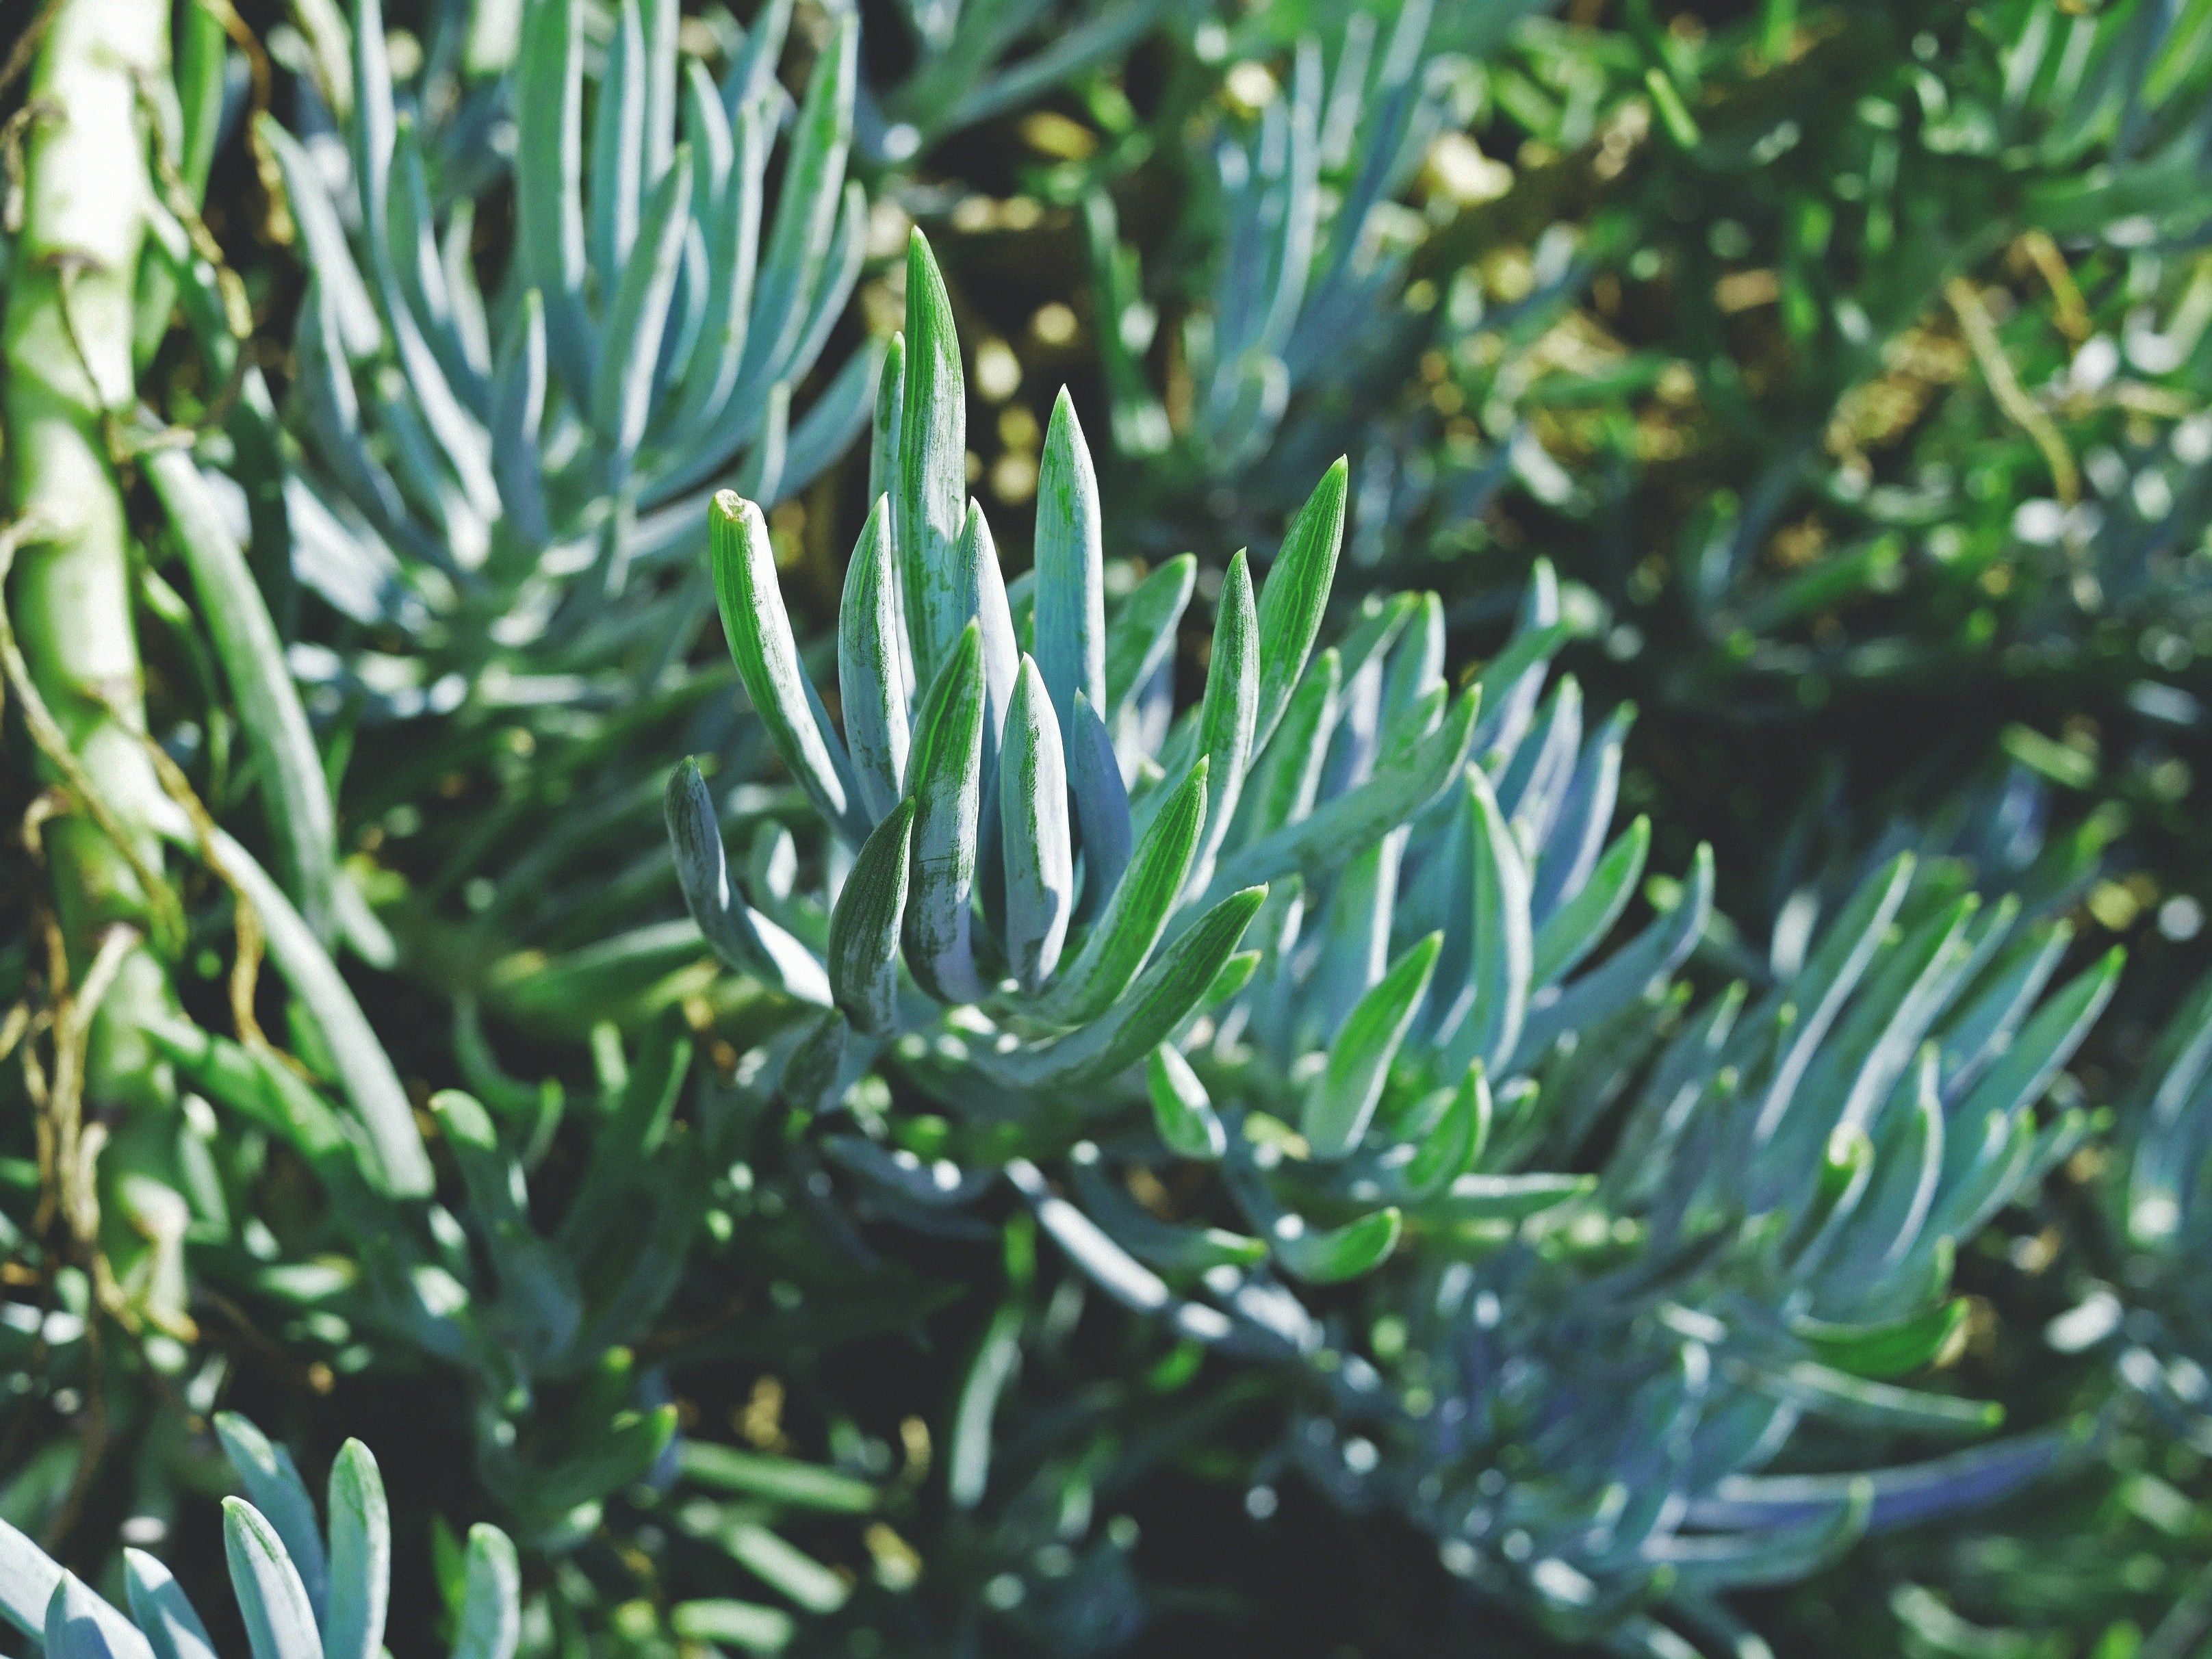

left=0, top=1414, right=519, bottom=1659
left=1279, top=832, right=2126, bottom=1649
left=271, top=0, right=877, bottom=722
left=665, top=229, right=1697, bottom=1294
left=1087, top=0, right=1483, bottom=524
left=140, top=1009, right=730, bottom=1548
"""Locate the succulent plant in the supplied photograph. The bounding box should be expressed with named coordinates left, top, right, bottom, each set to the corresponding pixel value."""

left=1087, top=0, right=1483, bottom=528
left=273, top=0, right=876, bottom=722
left=662, top=229, right=2133, bottom=1642
left=0, top=1415, right=519, bottom=1659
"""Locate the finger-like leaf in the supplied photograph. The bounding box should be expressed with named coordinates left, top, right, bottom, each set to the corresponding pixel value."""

left=904, top=623, right=987, bottom=1003
left=223, top=1500, right=322, bottom=1659
left=709, top=491, right=852, bottom=827
left=1435, top=769, right=1532, bottom=1075
left=990, top=888, right=1270, bottom=1088
left=1148, top=1043, right=1225, bottom=1161
left=1034, top=388, right=1107, bottom=733
left=838, top=496, right=910, bottom=821
left=591, top=151, right=693, bottom=483
left=1530, top=816, right=1650, bottom=989
left=1001, top=657, right=1073, bottom=992
left=1251, top=457, right=1347, bottom=751
left=1192, top=550, right=1259, bottom=884
left=828, top=799, right=914, bottom=1032
left=323, top=1443, right=388, bottom=1659
left=664, top=758, right=833, bottom=1003
left=1210, top=684, right=1476, bottom=901
left=145, top=450, right=337, bottom=941
left=121, top=1554, right=215, bottom=1659
left=449, top=1527, right=520, bottom=1659
left=897, top=231, right=966, bottom=684
left=1274, top=1206, right=1402, bottom=1283
left=1036, top=758, right=1209, bottom=1027
left=1304, top=932, right=1441, bottom=1160
left=1104, top=554, right=1195, bottom=718
left=1067, top=689, right=1133, bottom=923
left=214, top=1417, right=328, bottom=1623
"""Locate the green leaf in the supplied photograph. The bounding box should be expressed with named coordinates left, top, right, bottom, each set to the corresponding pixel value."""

left=144, top=450, right=337, bottom=941
left=904, top=622, right=987, bottom=1003
left=709, top=491, right=853, bottom=829
left=45, top=1576, right=129, bottom=1659
left=1304, top=932, right=1442, bottom=1161
left=1211, top=684, right=1477, bottom=901
left=1796, top=1298, right=1969, bottom=1381
left=992, top=887, right=1269, bottom=1087
left=1251, top=458, right=1347, bottom=751
left=1148, top=1044, right=1224, bottom=1161
left=1274, top=1207, right=1402, bottom=1283
left=121, top=1554, right=215, bottom=1659
left=897, top=230, right=966, bottom=685
left=591, top=148, right=693, bottom=479
left=1104, top=554, right=1195, bottom=717
left=1036, top=757, right=1209, bottom=1026
left=837, top=496, right=910, bottom=822
left=1192, top=550, right=1259, bottom=883
left=1405, top=1063, right=1491, bottom=1198
left=1436, top=767, right=1532, bottom=1075
left=323, top=1443, right=389, bottom=1659
left=214, top=1415, right=328, bottom=1622
left=449, top=1527, right=520, bottom=1659
left=1034, top=387, right=1107, bottom=732
left=827, top=799, right=914, bottom=1033
left=677, top=1443, right=878, bottom=1513
left=1000, top=656, right=1073, bottom=992
left=1530, top=816, right=1650, bottom=988
left=222, top=1500, right=322, bottom=1659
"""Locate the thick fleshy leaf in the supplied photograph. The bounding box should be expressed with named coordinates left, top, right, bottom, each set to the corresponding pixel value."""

left=121, top=1555, right=215, bottom=1659
left=664, top=758, right=833, bottom=1004
left=990, top=887, right=1270, bottom=1088
left=1148, top=1043, right=1225, bottom=1161
left=1192, top=550, right=1259, bottom=884
left=1274, top=1206, right=1402, bottom=1283
left=1037, top=758, right=1209, bottom=1027
left=591, top=153, right=693, bottom=482
left=223, top=1500, right=322, bottom=1659
left=323, top=1443, right=388, bottom=1659
left=1104, top=554, right=1196, bottom=717
left=904, top=623, right=988, bottom=1003
left=1000, top=658, right=1074, bottom=992
left=838, top=496, right=910, bottom=821
left=1067, top=690, right=1133, bottom=923
left=708, top=491, right=852, bottom=827
left=827, top=799, right=914, bottom=1032
left=1209, top=684, right=1476, bottom=901
left=1530, top=816, right=1650, bottom=989
left=897, top=231, right=966, bottom=685
left=1304, top=932, right=1441, bottom=1160
left=214, top=1415, right=329, bottom=1622
left=450, top=1527, right=521, bottom=1659
left=1033, top=389, right=1107, bottom=733
left=1435, top=769, right=1532, bottom=1075
left=1251, top=457, right=1347, bottom=751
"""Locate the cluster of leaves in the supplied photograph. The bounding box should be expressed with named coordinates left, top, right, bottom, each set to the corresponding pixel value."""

left=3, top=0, right=2211, bottom=1656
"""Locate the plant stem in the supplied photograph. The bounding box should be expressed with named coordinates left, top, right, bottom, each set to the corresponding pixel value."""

left=3, top=0, right=176, bottom=1108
